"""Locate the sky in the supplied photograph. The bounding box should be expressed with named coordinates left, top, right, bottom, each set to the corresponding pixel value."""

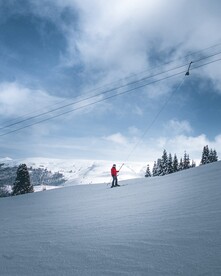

left=0, top=0, right=221, bottom=164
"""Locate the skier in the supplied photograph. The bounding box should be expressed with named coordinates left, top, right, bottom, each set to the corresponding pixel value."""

left=111, top=164, right=120, bottom=188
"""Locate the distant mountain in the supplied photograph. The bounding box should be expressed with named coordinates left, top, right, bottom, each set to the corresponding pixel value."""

left=0, top=157, right=147, bottom=190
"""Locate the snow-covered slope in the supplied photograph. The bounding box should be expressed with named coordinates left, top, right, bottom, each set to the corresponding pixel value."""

left=0, top=161, right=221, bottom=275
left=0, top=157, right=147, bottom=186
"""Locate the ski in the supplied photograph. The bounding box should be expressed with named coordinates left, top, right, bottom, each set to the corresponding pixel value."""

left=110, top=185, right=120, bottom=188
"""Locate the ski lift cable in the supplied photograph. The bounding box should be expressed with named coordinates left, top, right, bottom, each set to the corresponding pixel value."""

left=123, top=164, right=139, bottom=175
left=0, top=59, right=190, bottom=130
left=0, top=57, right=221, bottom=137
left=0, top=62, right=191, bottom=130
left=123, top=75, right=187, bottom=166
left=121, top=57, right=221, bottom=167
left=2, top=41, right=221, bottom=127
left=193, top=50, right=221, bottom=63
left=1, top=48, right=221, bottom=130
left=191, top=57, right=221, bottom=70
left=0, top=69, right=188, bottom=137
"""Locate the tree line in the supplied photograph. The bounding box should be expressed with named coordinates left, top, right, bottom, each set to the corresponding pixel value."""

left=145, top=145, right=218, bottom=177
left=0, top=164, right=66, bottom=197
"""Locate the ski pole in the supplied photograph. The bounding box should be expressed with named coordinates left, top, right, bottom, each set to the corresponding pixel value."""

left=118, top=163, right=124, bottom=173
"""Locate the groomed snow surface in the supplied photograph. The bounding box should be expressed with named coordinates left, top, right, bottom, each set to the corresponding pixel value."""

left=1, top=161, right=221, bottom=275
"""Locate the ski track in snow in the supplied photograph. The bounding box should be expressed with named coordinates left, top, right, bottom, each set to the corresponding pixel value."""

left=0, top=161, right=221, bottom=275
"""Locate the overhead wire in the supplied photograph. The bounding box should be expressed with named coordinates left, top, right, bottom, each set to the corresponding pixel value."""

left=124, top=76, right=186, bottom=163
left=0, top=49, right=221, bottom=136
left=1, top=56, right=221, bottom=137
left=0, top=61, right=190, bottom=130
left=122, top=56, right=221, bottom=165
left=191, top=56, right=221, bottom=70
left=1, top=49, right=221, bottom=133
left=1, top=42, right=221, bottom=129
left=0, top=70, right=187, bottom=137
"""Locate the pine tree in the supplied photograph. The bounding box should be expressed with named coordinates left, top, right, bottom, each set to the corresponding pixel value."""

left=156, top=158, right=163, bottom=176
left=173, top=154, right=179, bottom=172
left=161, top=149, right=168, bottom=175
left=151, top=149, right=198, bottom=176
left=183, top=151, right=190, bottom=170
left=201, top=145, right=218, bottom=165
left=12, top=164, right=34, bottom=196
left=191, top=160, right=196, bottom=168
left=167, top=153, right=173, bottom=174
left=152, top=161, right=158, bottom=177
left=145, top=164, right=151, bottom=177
left=213, top=150, right=218, bottom=162
left=209, top=149, right=214, bottom=163
left=209, top=149, right=218, bottom=163
left=178, top=158, right=184, bottom=171
left=201, top=145, right=210, bottom=165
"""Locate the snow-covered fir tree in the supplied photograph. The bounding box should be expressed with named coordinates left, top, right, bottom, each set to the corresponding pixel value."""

left=152, top=161, right=158, bottom=176
left=151, top=150, right=195, bottom=177
left=191, top=160, right=196, bottom=168
left=178, top=158, right=184, bottom=171
left=156, top=158, right=163, bottom=176
left=201, top=145, right=210, bottom=165
left=183, top=151, right=190, bottom=170
left=167, top=153, right=173, bottom=174
left=173, top=154, right=179, bottom=172
left=161, top=149, right=168, bottom=176
left=145, top=165, right=151, bottom=177
left=12, top=164, right=34, bottom=196
left=201, top=145, right=218, bottom=165
left=213, top=149, right=218, bottom=162
left=209, top=149, right=218, bottom=163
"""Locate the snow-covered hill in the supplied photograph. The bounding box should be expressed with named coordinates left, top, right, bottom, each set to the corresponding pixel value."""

left=0, top=161, right=221, bottom=275
left=0, top=157, right=147, bottom=187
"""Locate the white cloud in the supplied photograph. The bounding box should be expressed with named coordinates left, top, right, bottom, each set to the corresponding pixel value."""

left=150, top=133, right=221, bottom=164
left=99, top=131, right=221, bottom=164
left=164, top=119, right=193, bottom=135
left=128, top=126, right=141, bottom=136
left=103, top=132, right=128, bottom=145
left=67, top=2, right=219, bottom=61
left=26, top=0, right=221, bottom=93
left=63, top=0, right=164, bottom=75
left=0, top=82, right=62, bottom=118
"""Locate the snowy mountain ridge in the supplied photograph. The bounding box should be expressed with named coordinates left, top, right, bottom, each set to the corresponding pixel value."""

left=0, top=157, right=147, bottom=186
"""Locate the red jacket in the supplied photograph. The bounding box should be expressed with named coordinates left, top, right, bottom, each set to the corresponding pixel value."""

left=111, top=167, right=119, bottom=176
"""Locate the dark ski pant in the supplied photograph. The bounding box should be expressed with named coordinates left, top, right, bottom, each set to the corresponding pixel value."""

left=111, top=175, right=118, bottom=187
